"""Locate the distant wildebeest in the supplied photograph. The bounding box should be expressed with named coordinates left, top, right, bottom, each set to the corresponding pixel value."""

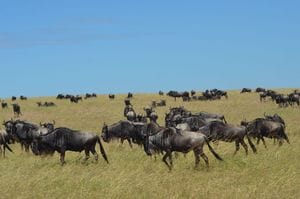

left=0, top=129, right=14, bottom=157
left=127, top=92, right=133, bottom=98
left=191, top=90, right=196, bottom=96
left=167, top=91, right=189, bottom=101
left=109, top=94, right=115, bottom=99
left=56, top=94, right=65, bottom=99
left=159, top=91, right=164, bottom=96
left=241, top=88, right=252, bottom=93
left=101, top=121, right=146, bottom=148
left=256, top=87, right=266, bottom=93
left=182, top=96, right=191, bottom=102
left=143, top=127, right=223, bottom=170
left=1, top=101, right=8, bottom=109
left=84, top=93, right=97, bottom=99
left=200, top=121, right=257, bottom=155
left=124, top=99, right=131, bottom=106
left=156, top=100, right=166, bottom=107
left=12, top=103, right=22, bottom=117
left=70, top=95, right=82, bottom=103
left=20, top=96, right=27, bottom=100
left=37, top=102, right=56, bottom=107
left=275, top=95, right=289, bottom=107
left=143, top=107, right=158, bottom=123
left=241, top=117, right=289, bottom=147
left=11, top=96, right=17, bottom=101
left=288, top=93, right=299, bottom=106
left=31, top=127, right=109, bottom=165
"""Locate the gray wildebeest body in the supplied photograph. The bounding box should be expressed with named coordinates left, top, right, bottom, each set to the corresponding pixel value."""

left=101, top=121, right=146, bottom=147
left=12, top=103, right=22, bottom=117
left=31, top=127, right=109, bottom=165
left=201, top=121, right=257, bottom=155
left=144, top=127, right=223, bottom=170
left=243, top=118, right=289, bottom=148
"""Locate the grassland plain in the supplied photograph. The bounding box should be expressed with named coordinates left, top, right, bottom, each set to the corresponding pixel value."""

left=0, top=89, right=299, bottom=199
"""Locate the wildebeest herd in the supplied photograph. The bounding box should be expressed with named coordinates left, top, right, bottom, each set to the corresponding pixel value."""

left=0, top=88, right=293, bottom=171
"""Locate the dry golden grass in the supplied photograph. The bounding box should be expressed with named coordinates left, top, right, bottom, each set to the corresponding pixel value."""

left=0, top=89, right=299, bottom=199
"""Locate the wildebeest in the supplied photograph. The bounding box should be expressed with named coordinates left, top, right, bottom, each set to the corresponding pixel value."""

left=84, top=93, right=97, bottom=99
left=143, top=127, right=223, bottom=170
left=241, top=88, right=252, bottom=93
left=144, top=107, right=158, bottom=122
left=288, top=93, right=299, bottom=106
left=37, top=102, right=56, bottom=107
left=275, top=95, right=289, bottom=107
left=167, top=91, right=189, bottom=101
left=0, top=129, right=14, bottom=157
left=159, top=91, right=164, bottom=96
left=12, top=103, right=22, bottom=117
left=191, top=90, right=196, bottom=96
left=200, top=121, right=257, bottom=155
left=70, top=95, right=82, bottom=103
left=101, top=121, right=146, bottom=147
left=156, top=100, right=166, bottom=107
left=124, top=99, right=131, bottom=106
left=194, top=112, right=227, bottom=124
left=3, top=119, right=54, bottom=152
left=56, top=94, right=65, bottom=99
left=109, top=94, right=115, bottom=99
left=31, top=127, right=109, bottom=165
left=127, top=92, right=133, bottom=98
left=1, top=101, right=8, bottom=109
left=241, top=117, right=289, bottom=147
left=256, top=87, right=266, bottom=93
left=20, top=96, right=27, bottom=100
left=11, top=96, right=17, bottom=101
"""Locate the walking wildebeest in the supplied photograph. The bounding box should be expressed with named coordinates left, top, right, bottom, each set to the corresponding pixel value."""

left=167, top=91, right=189, bottom=101
left=256, top=87, right=266, bottom=93
left=31, top=127, right=109, bottom=165
left=143, top=127, right=223, bottom=170
left=12, top=103, right=22, bottom=117
left=200, top=121, right=257, bottom=155
left=101, top=121, right=146, bottom=147
left=241, top=117, right=289, bottom=148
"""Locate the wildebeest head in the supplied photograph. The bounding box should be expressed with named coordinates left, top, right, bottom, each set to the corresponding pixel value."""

left=40, top=120, right=55, bottom=131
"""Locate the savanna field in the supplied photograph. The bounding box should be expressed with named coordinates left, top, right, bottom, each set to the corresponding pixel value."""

left=0, top=89, right=299, bottom=199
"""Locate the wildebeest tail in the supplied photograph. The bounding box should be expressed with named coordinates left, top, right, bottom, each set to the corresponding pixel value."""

left=204, top=137, right=223, bottom=161
left=280, top=128, right=290, bottom=144
left=97, top=136, right=109, bottom=163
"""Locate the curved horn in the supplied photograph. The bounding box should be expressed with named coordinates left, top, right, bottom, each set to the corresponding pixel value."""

left=39, top=121, right=42, bottom=126
left=52, top=120, right=56, bottom=125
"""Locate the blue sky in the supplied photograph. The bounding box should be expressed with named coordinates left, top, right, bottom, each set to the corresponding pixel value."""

left=0, top=1, right=299, bottom=97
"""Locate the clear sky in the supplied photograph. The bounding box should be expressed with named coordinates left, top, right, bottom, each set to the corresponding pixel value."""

left=0, top=1, right=299, bottom=97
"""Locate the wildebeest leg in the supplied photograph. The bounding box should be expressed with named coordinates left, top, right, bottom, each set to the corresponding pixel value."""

left=162, top=151, right=172, bottom=170
left=201, top=153, right=209, bottom=167
left=60, top=151, right=66, bottom=165
left=84, top=149, right=90, bottom=161
left=193, top=148, right=201, bottom=168
left=261, top=137, right=267, bottom=148
left=127, top=139, right=133, bottom=148
left=233, top=141, right=240, bottom=155
left=91, top=148, right=98, bottom=161
left=240, top=139, right=248, bottom=155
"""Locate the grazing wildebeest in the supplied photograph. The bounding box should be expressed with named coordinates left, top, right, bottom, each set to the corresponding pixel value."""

left=201, top=121, right=257, bottom=155
left=109, top=94, right=115, bottom=99
left=0, top=129, right=14, bottom=157
left=11, top=96, right=17, bottom=101
left=1, top=101, right=8, bottom=109
left=143, top=127, right=223, bottom=170
left=101, top=121, right=146, bottom=147
left=31, top=127, right=109, bottom=165
left=241, top=118, right=289, bottom=148
left=159, top=91, right=164, bottom=96
left=241, top=88, right=252, bottom=93
left=12, top=103, right=22, bottom=116
left=20, top=96, right=27, bottom=100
